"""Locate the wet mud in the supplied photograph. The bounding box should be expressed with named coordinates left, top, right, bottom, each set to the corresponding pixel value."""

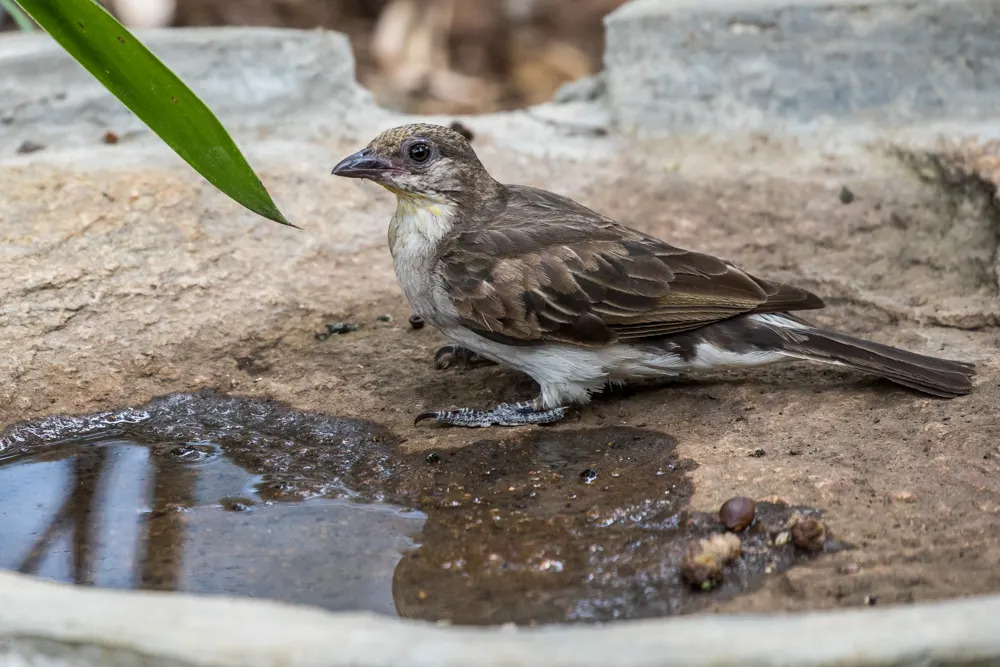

left=0, top=390, right=835, bottom=625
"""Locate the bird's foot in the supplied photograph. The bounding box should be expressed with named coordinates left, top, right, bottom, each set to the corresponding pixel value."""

left=414, top=400, right=568, bottom=428
left=433, top=344, right=495, bottom=370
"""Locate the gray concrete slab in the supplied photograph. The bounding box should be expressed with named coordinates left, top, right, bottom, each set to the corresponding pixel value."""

left=605, top=0, right=1000, bottom=136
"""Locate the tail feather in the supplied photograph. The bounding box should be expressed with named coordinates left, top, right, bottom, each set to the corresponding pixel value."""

left=777, top=326, right=975, bottom=398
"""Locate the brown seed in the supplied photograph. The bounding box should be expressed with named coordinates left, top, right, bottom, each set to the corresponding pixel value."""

left=408, top=314, right=425, bottom=330
left=790, top=517, right=827, bottom=553
left=680, top=550, right=721, bottom=591
left=719, top=496, right=756, bottom=532
left=102, top=130, right=119, bottom=144
left=680, top=533, right=741, bottom=592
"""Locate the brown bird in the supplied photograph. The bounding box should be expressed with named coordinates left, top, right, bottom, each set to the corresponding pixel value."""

left=332, top=123, right=976, bottom=427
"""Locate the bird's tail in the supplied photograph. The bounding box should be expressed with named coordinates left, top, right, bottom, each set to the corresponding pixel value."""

left=767, top=318, right=976, bottom=398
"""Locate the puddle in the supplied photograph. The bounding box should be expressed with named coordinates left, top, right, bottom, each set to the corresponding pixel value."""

left=0, top=392, right=421, bottom=615
left=0, top=390, right=836, bottom=625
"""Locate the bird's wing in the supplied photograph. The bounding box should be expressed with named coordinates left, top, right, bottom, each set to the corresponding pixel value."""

left=436, top=185, right=823, bottom=347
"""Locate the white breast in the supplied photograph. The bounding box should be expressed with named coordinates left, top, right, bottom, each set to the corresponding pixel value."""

left=387, top=197, right=456, bottom=325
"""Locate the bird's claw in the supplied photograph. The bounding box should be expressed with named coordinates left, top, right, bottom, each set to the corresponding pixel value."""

left=414, top=401, right=568, bottom=428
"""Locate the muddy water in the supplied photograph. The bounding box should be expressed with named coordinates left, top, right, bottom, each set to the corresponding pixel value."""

left=0, top=390, right=834, bottom=625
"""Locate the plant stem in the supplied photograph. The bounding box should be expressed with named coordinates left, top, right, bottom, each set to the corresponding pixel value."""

left=3, top=0, right=37, bottom=30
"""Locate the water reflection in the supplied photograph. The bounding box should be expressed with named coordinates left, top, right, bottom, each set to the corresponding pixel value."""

left=0, top=437, right=423, bottom=614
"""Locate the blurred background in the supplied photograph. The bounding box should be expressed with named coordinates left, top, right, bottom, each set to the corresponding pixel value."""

left=1, top=0, right=626, bottom=114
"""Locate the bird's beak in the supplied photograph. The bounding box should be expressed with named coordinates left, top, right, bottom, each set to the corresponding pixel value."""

left=331, top=148, right=396, bottom=180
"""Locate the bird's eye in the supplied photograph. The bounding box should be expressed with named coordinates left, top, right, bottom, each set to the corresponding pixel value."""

left=408, top=142, right=431, bottom=163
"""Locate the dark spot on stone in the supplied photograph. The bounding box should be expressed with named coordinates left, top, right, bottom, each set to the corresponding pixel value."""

left=1, top=116, right=13, bottom=126
left=788, top=449, right=802, bottom=456
left=579, top=468, right=598, bottom=484
left=748, top=448, right=766, bottom=457
left=449, top=121, right=474, bottom=141
left=235, top=356, right=269, bottom=376
left=16, top=141, right=44, bottom=154
left=839, top=186, right=855, bottom=204
left=719, top=496, right=756, bottom=532
left=425, top=452, right=441, bottom=464
left=409, top=314, right=425, bottom=330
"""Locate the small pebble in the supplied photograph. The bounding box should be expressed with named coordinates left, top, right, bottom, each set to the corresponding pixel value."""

left=790, top=516, right=827, bottom=553
left=579, top=468, right=598, bottom=484
left=102, top=130, right=120, bottom=144
left=409, top=314, right=425, bottom=330
left=325, top=322, right=360, bottom=335
left=219, top=497, right=256, bottom=512
left=839, top=186, right=855, bottom=204
left=16, top=140, right=44, bottom=154
left=719, top=496, right=756, bottom=532
left=376, top=314, right=393, bottom=322
left=748, top=448, right=766, bottom=457
left=425, top=452, right=441, bottom=464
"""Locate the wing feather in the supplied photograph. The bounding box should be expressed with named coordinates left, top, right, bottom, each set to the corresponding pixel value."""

left=435, top=185, right=823, bottom=347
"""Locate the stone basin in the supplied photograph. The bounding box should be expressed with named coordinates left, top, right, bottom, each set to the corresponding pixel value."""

left=2, top=5, right=999, bottom=664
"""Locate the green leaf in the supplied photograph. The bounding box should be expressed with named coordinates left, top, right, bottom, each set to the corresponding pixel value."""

left=13, top=0, right=295, bottom=227
left=1, top=0, right=36, bottom=30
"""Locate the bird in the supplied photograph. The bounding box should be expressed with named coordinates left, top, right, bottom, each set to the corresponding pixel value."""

left=331, top=123, right=976, bottom=428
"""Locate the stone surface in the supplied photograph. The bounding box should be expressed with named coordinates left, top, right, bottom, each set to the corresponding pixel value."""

left=2, top=21, right=1000, bottom=667
left=605, top=0, right=1000, bottom=135
left=0, top=28, right=371, bottom=156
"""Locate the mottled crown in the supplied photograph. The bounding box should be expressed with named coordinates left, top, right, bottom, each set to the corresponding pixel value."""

left=368, top=123, right=479, bottom=164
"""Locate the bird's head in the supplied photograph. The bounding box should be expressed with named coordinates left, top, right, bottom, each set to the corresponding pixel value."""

left=332, top=123, right=497, bottom=207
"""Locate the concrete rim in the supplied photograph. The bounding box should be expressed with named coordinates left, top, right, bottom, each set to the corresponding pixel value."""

left=2, top=571, right=999, bottom=667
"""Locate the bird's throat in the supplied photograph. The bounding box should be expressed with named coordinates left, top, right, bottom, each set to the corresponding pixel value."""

left=387, top=194, right=456, bottom=261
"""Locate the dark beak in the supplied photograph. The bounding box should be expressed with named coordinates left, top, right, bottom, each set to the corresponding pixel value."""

left=331, top=148, right=396, bottom=180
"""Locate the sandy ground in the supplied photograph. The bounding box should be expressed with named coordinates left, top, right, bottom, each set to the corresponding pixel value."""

left=1, top=122, right=998, bottom=617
